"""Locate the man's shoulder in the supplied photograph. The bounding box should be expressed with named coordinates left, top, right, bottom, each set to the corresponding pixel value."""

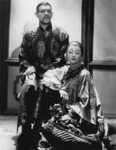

left=23, top=26, right=38, bottom=40
left=52, top=25, right=69, bottom=35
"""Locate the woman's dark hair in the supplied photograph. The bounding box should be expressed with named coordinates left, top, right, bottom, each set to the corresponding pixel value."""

left=36, top=1, right=52, bottom=13
left=67, top=41, right=84, bottom=57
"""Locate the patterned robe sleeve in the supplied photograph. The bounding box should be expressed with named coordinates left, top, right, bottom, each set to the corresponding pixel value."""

left=78, top=70, right=104, bottom=126
left=19, top=32, right=34, bottom=76
left=53, top=27, right=69, bottom=67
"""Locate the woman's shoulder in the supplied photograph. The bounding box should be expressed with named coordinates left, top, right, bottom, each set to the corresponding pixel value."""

left=81, top=68, right=91, bottom=76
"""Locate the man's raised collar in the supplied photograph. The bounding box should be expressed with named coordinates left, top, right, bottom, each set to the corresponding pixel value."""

left=39, top=22, right=52, bottom=31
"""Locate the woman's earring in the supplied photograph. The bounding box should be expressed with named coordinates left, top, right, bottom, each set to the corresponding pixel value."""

left=64, top=53, right=67, bottom=61
left=64, top=53, right=70, bottom=64
left=80, top=57, right=83, bottom=63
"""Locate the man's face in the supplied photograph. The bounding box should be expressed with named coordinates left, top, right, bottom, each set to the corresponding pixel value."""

left=36, top=5, right=53, bottom=25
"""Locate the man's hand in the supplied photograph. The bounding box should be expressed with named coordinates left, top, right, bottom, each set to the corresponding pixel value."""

left=59, top=89, right=68, bottom=101
left=23, top=66, right=36, bottom=81
left=26, top=72, right=36, bottom=81
left=23, top=66, right=36, bottom=76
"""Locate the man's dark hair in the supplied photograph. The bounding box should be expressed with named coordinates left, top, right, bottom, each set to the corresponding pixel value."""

left=36, top=1, right=52, bottom=12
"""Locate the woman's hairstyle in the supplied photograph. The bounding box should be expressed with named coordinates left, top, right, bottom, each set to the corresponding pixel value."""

left=36, top=1, right=52, bottom=13
left=67, top=41, right=84, bottom=57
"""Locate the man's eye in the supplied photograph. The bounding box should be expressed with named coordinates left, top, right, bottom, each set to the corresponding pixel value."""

left=47, top=10, right=52, bottom=13
left=39, top=10, right=45, bottom=13
left=39, top=9, right=51, bottom=14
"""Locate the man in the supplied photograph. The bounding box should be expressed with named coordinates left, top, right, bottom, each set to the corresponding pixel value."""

left=17, top=1, right=69, bottom=150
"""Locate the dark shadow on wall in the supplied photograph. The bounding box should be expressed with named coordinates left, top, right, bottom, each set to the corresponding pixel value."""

left=10, top=46, right=20, bottom=58
left=10, top=46, right=20, bottom=102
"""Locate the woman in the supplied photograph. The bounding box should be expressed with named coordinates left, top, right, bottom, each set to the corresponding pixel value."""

left=37, top=41, right=106, bottom=150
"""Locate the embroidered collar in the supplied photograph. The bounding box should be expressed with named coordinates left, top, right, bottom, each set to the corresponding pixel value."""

left=64, top=62, right=85, bottom=81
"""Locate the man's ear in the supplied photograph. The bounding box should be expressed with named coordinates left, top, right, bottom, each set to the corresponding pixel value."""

left=35, top=12, right=38, bottom=18
left=51, top=12, right=53, bottom=18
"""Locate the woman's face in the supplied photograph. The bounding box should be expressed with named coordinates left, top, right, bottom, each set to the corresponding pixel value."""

left=66, top=45, right=82, bottom=65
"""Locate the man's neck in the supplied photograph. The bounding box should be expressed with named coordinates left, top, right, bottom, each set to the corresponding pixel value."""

left=39, top=22, right=49, bottom=31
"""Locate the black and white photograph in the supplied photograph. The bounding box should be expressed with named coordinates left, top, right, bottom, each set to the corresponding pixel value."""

left=0, top=0, right=116, bottom=150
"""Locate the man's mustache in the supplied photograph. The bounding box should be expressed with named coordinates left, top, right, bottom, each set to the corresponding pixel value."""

left=43, top=16, right=50, bottom=19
